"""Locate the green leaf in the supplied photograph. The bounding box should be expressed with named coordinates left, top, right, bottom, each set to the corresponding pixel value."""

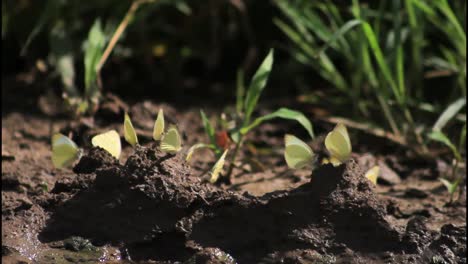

left=243, top=49, right=274, bottom=124
left=316, top=19, right=362, bottom=57
left=186, top=143, right=215, bottom=162
left=410, top=0, right=436, bottom=17
left=434, top=0, right=466, bottom=46
left=433, top=98, right=466, bottom=132
left=396, top=45, right=405, bottom=97
left=230, top=130, right=240, bottom=144
left=439, top=177, right=461, bottom=195
left=425, top=57, right=459, bottom=72
left=200, top=110, right=216, bottom=146
left=241, top=107, right=314, bottom=139
left=84, top=19, right=106, bottom=98
left=361, top=21, right=402, bottom=105
left=428, top=130, right=461, bottom=161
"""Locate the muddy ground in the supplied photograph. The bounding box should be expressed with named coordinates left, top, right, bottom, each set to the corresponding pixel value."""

left=2, top=91, right=466, bottom=263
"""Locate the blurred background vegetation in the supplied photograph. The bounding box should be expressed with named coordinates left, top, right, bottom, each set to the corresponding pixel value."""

left=2, top=0, right=466, bottom=160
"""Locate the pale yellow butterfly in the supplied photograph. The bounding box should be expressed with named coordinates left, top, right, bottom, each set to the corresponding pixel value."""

left=160, top=126, right=182, bottom=154
left=153, top=109, right=165, bottom=141
left=124, top=113, right=138, bottom=146
left=284, top=134, right=314, bottom=169
left=324, top=123, right=351, bottom=165
left=321, top=156, right=341, bottom=166
left=321, top=157, right=330, bottom=165
left=91, top=130, right=121, bottom=159
left=365, top=165, right=380, bottom=185
left=209, top=149, right=228, bottom=183
left=51, top=133, right=81, bottom=168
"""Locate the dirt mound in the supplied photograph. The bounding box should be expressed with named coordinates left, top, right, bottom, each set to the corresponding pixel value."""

left=38, top=145, right=465, bottom=263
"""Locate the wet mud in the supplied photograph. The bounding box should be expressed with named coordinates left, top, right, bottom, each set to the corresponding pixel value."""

left=32, top=145, right=466, bottom=263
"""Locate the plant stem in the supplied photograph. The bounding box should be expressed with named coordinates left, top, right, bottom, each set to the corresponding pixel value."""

left=376, top=93, right=401, bottom=138
left=225, top=135, right=244, bottom=182
left=450, top=159, right=460, bottom=204
left=96, top=0, right=155, bottom=89
left=403, top=107, right=428, bottom=154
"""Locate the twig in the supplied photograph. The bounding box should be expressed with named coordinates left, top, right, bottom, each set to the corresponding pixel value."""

left=96, top=0, right=156, bottom=89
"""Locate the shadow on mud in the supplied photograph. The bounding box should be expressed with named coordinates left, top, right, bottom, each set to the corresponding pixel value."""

left=38, top=146, right=464, bottom=263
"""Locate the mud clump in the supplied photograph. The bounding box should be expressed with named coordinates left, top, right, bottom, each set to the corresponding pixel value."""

left=50, top=147, right=118, bottom=195
left=186, top=160, right=403, bottom=262
left=39, top=149, right=465, bottom=263
left=310, top=161, right=402, bottom=251
left=42, top=145, right=207, bottom=242
left=73, top=146, right=119, bottom=174
left=424, top=224, right=467, bottom=263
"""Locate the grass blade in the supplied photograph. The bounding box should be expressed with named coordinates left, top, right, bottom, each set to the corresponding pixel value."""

left=396, top=45, right=405, bottom=96
left=186, top=143, right=215, bottom=162
left=439, top=178, right=455, bottom=194
left=316, top=19, right=362, bottom=57
left=433, top=98, right=466, bottom=132
left=243, top=49, right=274, bottom=124
left=361, top=21, right=401, bottom=104
left=200, top=110, right=216, bottom=146
left=241, top=107, right=314, bottom=139
left=434, top=0, right=466, bottom=45
left=84, top=19, right=106, bottom=98
left=428, top=130, right=461, bottom=161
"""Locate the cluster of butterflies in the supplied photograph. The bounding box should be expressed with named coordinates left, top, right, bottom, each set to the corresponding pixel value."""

left=284, top=123, right=379, bottom=185
left=52, top=109, right=229, bottom=183
left=52, top=109, right=181, bottom=168
left=52, top=115, right=377, bottom=185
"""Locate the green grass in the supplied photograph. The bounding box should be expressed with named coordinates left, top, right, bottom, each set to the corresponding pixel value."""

left=4, top=1, right=465, bottom=168
left=274, top=0, right=466, bottom=157
left=190, top=49, right=315, bottom=183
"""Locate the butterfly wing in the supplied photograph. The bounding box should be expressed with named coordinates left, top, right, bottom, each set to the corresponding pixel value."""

left=324, top=123, right=351, bottom=163
left=365, top=165, right=380, bottom=185
left=209, top=149, right=228, bottom=183
left=52, top=133, right=80, bottom=168
left=153, top=109, right=165, bottom=141
left=124, top=113, right=138, bottom=146
left=321, top=156, right=341, bottom=166
left=284, top=134, right=314, bottom=169
left=334, top=123, right=351, bottom=154
left=160, top=127, right=181, bottom=154
left=91, top=130, right=121, bottom=159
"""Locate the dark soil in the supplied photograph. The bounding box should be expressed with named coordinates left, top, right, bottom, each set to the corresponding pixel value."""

left=2, top=96, right=466, bottom=263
